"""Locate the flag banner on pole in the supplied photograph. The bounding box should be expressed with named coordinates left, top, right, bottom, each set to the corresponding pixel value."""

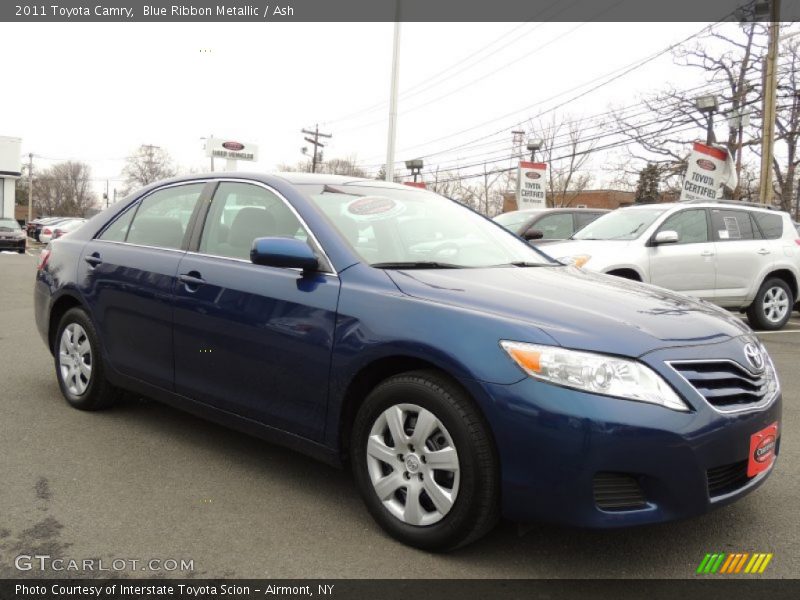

left=680, top=142, right=736, bottom=202
left=517, top=161, right=547, bottom=209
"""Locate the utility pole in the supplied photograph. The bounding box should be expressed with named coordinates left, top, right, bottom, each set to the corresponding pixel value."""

left=301, top=124, right=332, bottom=173
left=27, top=153, right=33, bottom=223
left=105, top=180, right=110, bottom=208
left=759, top=0, right=781, bottom=205
left=385, top=17, right=401, bottom=182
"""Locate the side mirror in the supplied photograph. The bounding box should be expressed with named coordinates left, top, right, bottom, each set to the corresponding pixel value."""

left=523, top=228, right=544, bottom=241
left=251, top=237, right=319, bottom=272
left=653, top=230, right=679, bottom=245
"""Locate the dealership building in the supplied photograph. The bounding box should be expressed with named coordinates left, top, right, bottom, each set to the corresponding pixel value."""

left=0, top=136, right=22, bottom=221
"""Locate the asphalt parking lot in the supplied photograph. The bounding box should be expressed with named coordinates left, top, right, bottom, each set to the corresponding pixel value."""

left=0, top=249, right=798, bottom=579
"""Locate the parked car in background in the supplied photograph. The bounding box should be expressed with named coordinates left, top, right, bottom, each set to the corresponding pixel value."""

left=34, top=174, right=781, bottom=550
left=545, top=201, right=800, bottom=330
left=50, top=218, right=87, bottom=240
left=493, top=207, right=608, bottom=244
left=30, top=217, right=69, bottom=242
left=39, top=218, right=84, bottom=244
left=0, top=218, right=26, bottom=253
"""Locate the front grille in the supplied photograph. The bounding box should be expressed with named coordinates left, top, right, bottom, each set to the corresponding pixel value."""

left=593, top=472, right=648, bottom=511
left=669, top=360, right=770, bottom=409
left=707, top=460, right=749, bottom=497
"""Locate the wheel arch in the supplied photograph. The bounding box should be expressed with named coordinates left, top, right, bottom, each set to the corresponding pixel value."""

left=47, top=292, right=87, bottom=354
left=605, top=267, right=643, bottom=281
left=335, top=355, right=496, bottom=465
left=763, top=268, right=798, bottom=302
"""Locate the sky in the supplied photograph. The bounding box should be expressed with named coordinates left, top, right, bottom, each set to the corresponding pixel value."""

left=0, top=18, right=762, bottom=199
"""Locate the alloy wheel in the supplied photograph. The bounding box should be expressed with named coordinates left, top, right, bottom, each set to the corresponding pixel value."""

left=58, top=323, right=92, bottom=396
left=763, top=286, right=790, bottom=323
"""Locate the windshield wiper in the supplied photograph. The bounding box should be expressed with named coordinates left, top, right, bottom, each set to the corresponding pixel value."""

left=498, top=261, right=560, bottom=268
left=371, top=261, right=465, bottom=269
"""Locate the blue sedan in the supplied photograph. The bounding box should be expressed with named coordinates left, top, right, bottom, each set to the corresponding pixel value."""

left=34, top=173, right=781, bottom=550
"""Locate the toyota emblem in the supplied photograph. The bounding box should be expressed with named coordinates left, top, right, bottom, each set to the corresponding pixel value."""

left=743, top=343, right=765, bottom=371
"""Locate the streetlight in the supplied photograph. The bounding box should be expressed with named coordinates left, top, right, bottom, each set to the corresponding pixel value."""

left=405, top=159, right=424, bottom=182
left=526, top=138, right=543, bottom=161
left=695, top=94, right=719, bottom=145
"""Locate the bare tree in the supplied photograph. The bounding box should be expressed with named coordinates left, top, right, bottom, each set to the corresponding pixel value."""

left=531, top=115, right=595, bottom=207
left=121, top=145, right=176, bottom=193
left=611, top=23, right=765, bottom=193
left=32, top=161, right=97, bottom=216
left=278, top=155, right=368, bottom=178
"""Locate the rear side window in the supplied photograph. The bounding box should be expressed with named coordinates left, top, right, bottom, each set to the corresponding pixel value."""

left=199, top=182, right=307, bottom=261
left=710, top=209, right=756, bottom=242
left=752, top=212, right=783, bottom=240
left=657, top=209, right=708, bottom=244
left=125, top=184, right=204, bottom=250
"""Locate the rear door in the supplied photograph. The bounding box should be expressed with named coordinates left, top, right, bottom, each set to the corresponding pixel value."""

left=648, top=208, right=716, bottom=299
left=711, top=208, right=774, bottom=305
left=78, top=182, right=209, bottom=389
left=172, top=181, right=340, bottom=441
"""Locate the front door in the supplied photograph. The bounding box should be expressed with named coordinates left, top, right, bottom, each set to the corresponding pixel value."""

left=648, top=208, right=716, bottom=300
left=172, top=181, right=340, bottom=441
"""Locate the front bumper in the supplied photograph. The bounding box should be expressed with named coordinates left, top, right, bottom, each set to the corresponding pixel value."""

left=477, top=337, right=781, bottom=527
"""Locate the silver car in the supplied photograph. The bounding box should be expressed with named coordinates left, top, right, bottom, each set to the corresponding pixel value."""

left=545, top=202, right=800, bottom=330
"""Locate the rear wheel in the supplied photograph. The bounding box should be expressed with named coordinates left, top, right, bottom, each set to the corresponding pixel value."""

left=351, top=370, right=499, bottom=551
left=746, top=278, right=793, bottom=331
left=54, top=308, right=121, bottom=410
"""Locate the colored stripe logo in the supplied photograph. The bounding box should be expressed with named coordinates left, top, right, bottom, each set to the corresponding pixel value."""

left=696, top=553, right=773, bottom=574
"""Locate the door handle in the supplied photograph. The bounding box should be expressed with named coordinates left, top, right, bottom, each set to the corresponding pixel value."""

left=84, top=253, right=102, bottom=267
left=757, top=248, right=771, bottom=255
left=700, top=251, right=714, bottom=257
left=178, top=272, right=206, bottom=288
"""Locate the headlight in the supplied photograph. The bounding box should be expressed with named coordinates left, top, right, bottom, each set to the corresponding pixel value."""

left=500, top=341, right=689, bottom=412
left=558, top=254, right=591, bottom=268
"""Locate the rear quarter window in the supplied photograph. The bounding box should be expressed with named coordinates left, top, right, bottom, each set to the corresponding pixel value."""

left=752, top=212, right=783, bottom=240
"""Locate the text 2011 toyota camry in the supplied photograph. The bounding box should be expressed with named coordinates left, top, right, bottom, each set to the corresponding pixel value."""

left=34, top=173, right=780, bottom=550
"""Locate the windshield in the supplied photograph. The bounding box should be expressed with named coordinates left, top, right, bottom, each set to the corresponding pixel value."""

left=298, top=183, right=554, bottom=268
left=0, top=219, right=21, bottom=232
left=572, top=208, right=666, bottom=241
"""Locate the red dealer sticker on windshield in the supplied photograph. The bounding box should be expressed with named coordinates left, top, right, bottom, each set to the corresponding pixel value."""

left=345, top=196, right=406, bottom=221
left=747, top=422, right=778, bottom=477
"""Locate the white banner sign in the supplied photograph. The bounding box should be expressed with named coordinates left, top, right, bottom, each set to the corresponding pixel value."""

left=517, top=161, right=547, bottom=208
left=205, top=137, right=258, bottom=162
left=0, top=136, right=22, bottom=175
left=679, top=142, right=736, bottom=202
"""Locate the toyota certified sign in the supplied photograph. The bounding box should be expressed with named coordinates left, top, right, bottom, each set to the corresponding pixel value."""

left=205, top=137, right=258, bottom=162
left=679, top=142, right=734, bottom=202
left=517, top=161, right=547, bottom=209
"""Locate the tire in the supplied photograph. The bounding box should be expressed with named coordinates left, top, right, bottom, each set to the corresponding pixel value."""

left=350, top=370, right=499, bottom=551
left=18, top=248, right=25, bottom=254
left=54, top=307, right=121, bottom=410
left=746, top=278, right=794, bottom=331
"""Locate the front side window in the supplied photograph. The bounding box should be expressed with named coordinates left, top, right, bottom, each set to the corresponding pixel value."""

left=657, top=209, right=708, bottom=244
left=533, top=213, right=573, bottom=239
left=124, top=184, right=204, bottom=250
left=573, top=208, right=666, bottom=241
left=711, top=209, right=756, bottom=242
left=199, top=182, right=307, bottom=261
left=298, top=182, right=553, bottom=268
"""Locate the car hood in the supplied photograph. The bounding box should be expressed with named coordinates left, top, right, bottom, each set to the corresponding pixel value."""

left=385, top=266, right=750, bottom=357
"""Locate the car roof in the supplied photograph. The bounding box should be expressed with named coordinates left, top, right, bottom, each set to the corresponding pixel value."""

left=503, top=207, right=609, bottom=215
left=620, top=201, right=787, bottom=216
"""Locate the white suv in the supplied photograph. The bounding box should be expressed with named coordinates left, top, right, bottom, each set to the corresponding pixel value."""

left=544, top=202, right=800, bottom=330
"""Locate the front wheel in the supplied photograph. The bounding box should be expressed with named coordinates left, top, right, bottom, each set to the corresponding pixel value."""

left=54, top=308, right=121, bottom=410
left=350, top=370, right=499, bottom=551
left=746, top=278, right=793, bottom=331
